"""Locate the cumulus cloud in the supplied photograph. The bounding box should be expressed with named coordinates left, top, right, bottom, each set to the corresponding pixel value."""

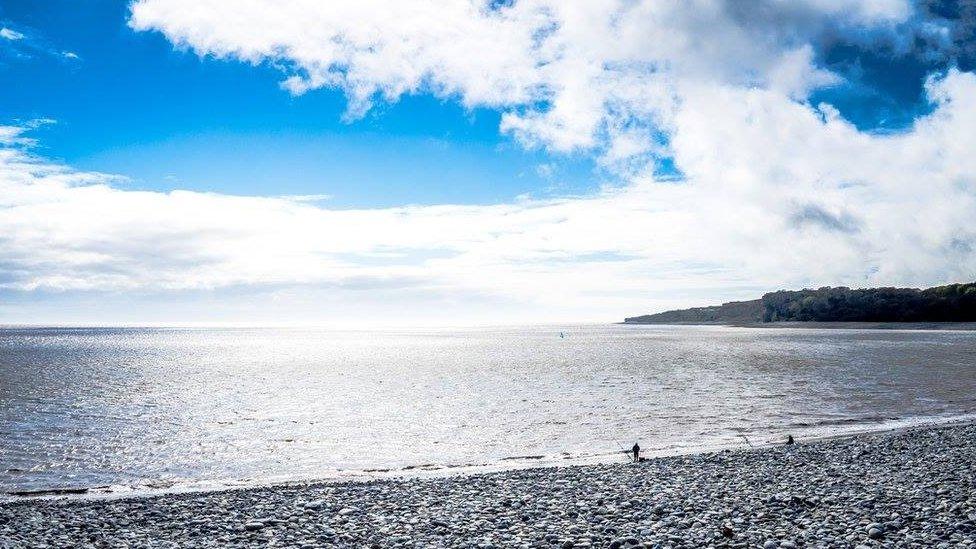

left=128, top=0, right=922, bottom=171
left=0, top=124, right=685, bottom=302
left=2, top=1, right=973, bottom=322
left=3, top=69, right=976, bottom=321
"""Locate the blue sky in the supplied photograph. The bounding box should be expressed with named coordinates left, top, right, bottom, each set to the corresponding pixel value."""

left=3, top=1, right=967, bottom=204
left=0, top=0, right=598, bottom=207
left=1, top=1, right=975, bottom=325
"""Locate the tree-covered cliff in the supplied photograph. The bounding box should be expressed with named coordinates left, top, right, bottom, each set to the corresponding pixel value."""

left=625, top=283, right=976, bottom=324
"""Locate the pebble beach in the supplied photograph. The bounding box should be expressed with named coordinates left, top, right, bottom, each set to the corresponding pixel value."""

left=2, top=422, right=975, bottom=548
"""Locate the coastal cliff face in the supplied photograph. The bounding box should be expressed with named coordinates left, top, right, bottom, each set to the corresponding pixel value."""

left=625, top=282, right=976, bottom=324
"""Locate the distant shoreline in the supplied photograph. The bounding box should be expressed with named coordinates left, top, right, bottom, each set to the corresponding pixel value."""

left=621, top=320, right=976, bottom=330
left=624, top=282, right=976, bottom=325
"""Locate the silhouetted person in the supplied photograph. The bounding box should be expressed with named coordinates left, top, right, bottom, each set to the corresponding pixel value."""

left=786, top=434, right=795, bottom=445
left=632, top=442, right=640, bottom=462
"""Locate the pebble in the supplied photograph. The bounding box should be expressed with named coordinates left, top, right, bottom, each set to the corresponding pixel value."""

left=302, top=499, right=324, bottom=510
left=1, top=423, right=975, bottom=548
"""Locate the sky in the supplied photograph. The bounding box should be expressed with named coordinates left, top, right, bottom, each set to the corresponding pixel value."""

left=1, top=0, right=975, bottom=325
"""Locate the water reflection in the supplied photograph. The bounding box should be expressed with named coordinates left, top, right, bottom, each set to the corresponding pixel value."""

left=1, top=325, right=975, bottom=494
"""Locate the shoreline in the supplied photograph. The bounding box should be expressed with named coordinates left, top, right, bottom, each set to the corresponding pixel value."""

left=620, top=320, right=976, bottom=330
left=6, top=412, right=976, bottom=504
left=3, top=421, right=976, bottom=547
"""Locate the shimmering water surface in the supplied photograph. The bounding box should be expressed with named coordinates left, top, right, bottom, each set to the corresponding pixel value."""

left=2, top=325, right=976, bottom=495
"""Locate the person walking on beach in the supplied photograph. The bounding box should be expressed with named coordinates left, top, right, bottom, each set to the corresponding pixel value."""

left=632, top=442, right=640, bottom=462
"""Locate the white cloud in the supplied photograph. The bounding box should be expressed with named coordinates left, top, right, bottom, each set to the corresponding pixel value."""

left=128, top=0, right=919, bottom=169
left=2, top=71, right=976, bottom=323
left=2, top=0, right=973, bottom=323
left=0, top=26, right=81, bottom=62
left=277, top=193, right=332, bottom=203
left=0, top=27, right=24, bottom=41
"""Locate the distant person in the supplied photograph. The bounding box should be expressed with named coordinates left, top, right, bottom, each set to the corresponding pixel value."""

left=632, top=442, right=640, bottom=462
left=786, top=434, right=795, bottom=445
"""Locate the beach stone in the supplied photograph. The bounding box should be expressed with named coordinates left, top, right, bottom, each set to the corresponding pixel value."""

left=3, top=423, right=975, bottom=548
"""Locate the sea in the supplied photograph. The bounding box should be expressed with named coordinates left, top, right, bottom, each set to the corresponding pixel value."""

left=2, top=324, right=975, bottom=498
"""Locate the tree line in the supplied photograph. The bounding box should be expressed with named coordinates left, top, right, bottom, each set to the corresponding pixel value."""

left=761, top=283, right=976, bottom=322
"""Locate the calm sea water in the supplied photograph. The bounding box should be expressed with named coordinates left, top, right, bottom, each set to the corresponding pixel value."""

left=2, top=325, right=976, bottom=496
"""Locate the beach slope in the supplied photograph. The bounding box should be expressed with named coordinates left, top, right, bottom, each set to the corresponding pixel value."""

left=2, top=423, right=975, bottom=547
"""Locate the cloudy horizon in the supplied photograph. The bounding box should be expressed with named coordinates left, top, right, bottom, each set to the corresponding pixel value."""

left=2, top=0, right=975, bottom=325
